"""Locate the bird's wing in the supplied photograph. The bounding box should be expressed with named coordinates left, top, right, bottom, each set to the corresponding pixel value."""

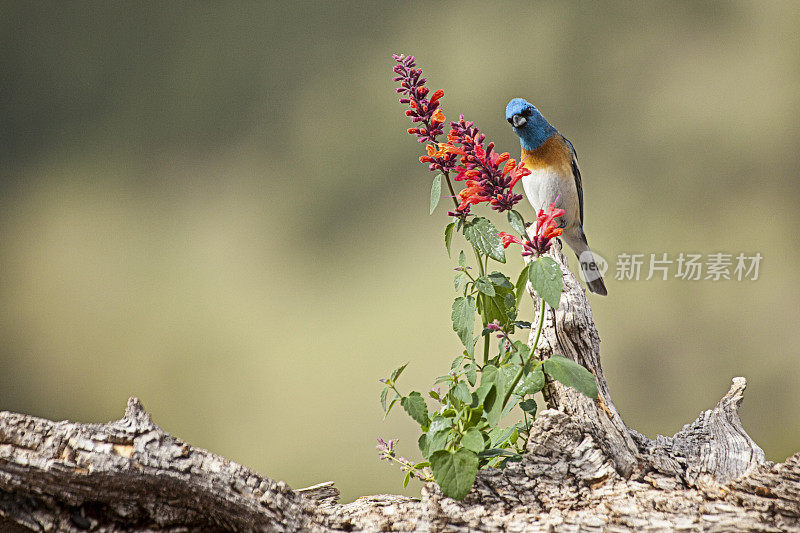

left=563, top=136, right=584, bottom=226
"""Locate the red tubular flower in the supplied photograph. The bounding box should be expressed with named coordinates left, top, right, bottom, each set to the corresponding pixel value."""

left=500, top=202, right=566, bottom=258
left=498, top=232, right=523, bottom=248
left=535, top=202, right=566, bottom=237
left=457, top=180, right=490, bottom=211
left=525, top=202, right=565, bottom=255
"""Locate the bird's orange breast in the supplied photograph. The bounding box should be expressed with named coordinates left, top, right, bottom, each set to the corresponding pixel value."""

left=520, top=134, right=572, bottom=175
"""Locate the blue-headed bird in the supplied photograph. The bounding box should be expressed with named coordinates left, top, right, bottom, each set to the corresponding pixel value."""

left=506, top=98, right=607, bottom=295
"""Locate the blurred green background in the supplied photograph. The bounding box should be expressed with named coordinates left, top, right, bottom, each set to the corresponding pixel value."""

left=1, top=2, right=798, bottom=502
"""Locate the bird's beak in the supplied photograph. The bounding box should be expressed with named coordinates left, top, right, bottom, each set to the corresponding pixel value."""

left=512, top=114, right=527, bottom=128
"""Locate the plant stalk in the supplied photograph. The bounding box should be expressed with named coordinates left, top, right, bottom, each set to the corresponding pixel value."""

left=501, top=296, right=547, bottom=410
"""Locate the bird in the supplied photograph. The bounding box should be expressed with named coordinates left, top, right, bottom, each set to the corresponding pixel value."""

left=505, top=97, right=607, bottom=296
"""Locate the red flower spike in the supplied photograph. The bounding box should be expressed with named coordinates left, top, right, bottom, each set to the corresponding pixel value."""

left=393, top=55, right=523, bottom=209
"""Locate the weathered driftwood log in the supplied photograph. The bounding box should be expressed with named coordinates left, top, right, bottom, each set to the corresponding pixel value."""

left=0, top=243, right=793, bottom=531
left=0, top=397, right=797, bottom=531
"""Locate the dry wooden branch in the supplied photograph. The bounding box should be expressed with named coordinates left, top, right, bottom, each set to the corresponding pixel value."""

left=0, top=243, right=794, bottom=531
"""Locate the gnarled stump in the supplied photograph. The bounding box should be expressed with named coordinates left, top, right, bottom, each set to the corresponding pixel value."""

left=525, top=243, right=767, bottom=489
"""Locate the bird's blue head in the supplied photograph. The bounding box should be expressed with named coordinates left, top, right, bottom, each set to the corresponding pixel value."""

left=505, top=98, right=557, bottom=151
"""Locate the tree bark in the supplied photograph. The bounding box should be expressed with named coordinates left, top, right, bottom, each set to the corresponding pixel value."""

left=0, top=245, right=794, bottom=532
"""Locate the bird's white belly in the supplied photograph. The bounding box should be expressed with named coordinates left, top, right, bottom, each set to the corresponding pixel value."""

left=521, top=168, right=579, bottom=226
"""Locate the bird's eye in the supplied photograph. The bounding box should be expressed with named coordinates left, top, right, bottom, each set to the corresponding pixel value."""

left=523, top=108, right=533, bottom=117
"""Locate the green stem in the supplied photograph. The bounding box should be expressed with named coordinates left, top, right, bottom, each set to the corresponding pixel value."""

left=501, top=299, right=547, bottom=410
left=530, top=298, right=547, bottom=358
left=521, top=408, right=530, bottom=449
left=472, top=247, right=485, bottom=277
left=442, top=171, right=459, bottom=209
left=471, top=246, right=490, bottom=365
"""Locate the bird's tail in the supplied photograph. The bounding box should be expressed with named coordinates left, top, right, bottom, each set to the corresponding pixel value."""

left=565, top=234, right=608, bottom=296
left=582, top=261, right=608, bottom=296
left=563, top=231, right=608, bottom=295
left=576, top=248, right=607, bottom=296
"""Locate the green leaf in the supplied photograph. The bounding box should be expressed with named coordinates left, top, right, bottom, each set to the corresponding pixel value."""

left=520, top=399, right=538, bottom=414
left=390, top=362, right=409, bottom=384
left=451, top=296, right=476, bottom=349
left=487, top=271, right=513, bottom=289
left=483, top=292, right=515, bottom=329
left=501, top=399, right=518, bottom=418
left=380, top=387, right=388, bottom=412
left=480, top=365, right=499, bottom=389
left=401, top=392, right=431, bottom=427
left=403, top=470, right=412, bottom=488
left=499, top=363, right=520, bottom=398
left=465, top=405, right=483, bottom=428
left=452, top=381, right=472, bottom=404
left=450, top=355, right=465, bottom=371
left=463, top=217, right=505, bottom=263
left=515, top=264, right=530, bottom=306
left=489, top=425, right=518, bottom=448
left=458, top=250, right=467, bottom=268
left=385, top=394, right=400, bottom=418
left=430, top=449, right=479, bottom=500
left=418, top=433, right=429, bottom=457
left=478, top=448, right=518, bottom=459
left=511, top=340, right=531, bottom=359
left=429, top=415, right=452, bottom=433
left=514, top=366, right=545, bottom=396
left=445, top=222, right=455, bottom=256
left=503, top=293, right=518, bottom=322
left=454, top=272, right=466, bottom=291
left=473, top=381, right=494, bottom=406
left=528, top=257, right=563, bottom=309
left=424, top=416, right=452, bottom=458
left=543, top=355, right=598, bottom=398
left=461, top=428, right=485, bottom=453
left=474, top=276, right=495, bottom=297
left=465, top=364, right=477, bottom=387
left=507, top=210, right=526, bottom=236
left=479, top=367, right=504, bottom=426
left=430, top=174, right=442, bottom=214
